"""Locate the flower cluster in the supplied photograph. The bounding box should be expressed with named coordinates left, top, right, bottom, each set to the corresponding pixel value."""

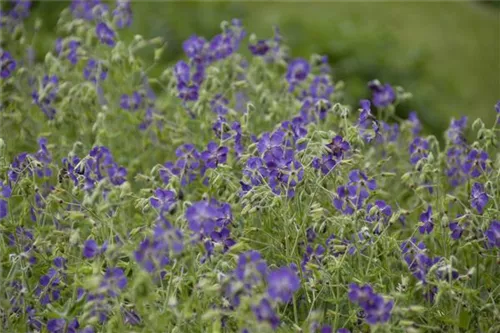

left=1, top=3, right=500, bottom=333
left=348, top=283, right=394, bottom=325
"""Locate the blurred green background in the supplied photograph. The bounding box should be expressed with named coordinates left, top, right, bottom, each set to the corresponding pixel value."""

left=30, top=1, right=500, bottom=135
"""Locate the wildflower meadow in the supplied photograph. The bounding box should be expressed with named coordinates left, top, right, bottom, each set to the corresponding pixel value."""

left=1, top=1, right=499, bottom=333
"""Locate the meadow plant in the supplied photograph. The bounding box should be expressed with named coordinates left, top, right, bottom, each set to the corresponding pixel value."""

left=1, top=1, right=499, bottom=332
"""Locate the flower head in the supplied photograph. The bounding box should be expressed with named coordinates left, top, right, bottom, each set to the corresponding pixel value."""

left=485, top=220, right=500, bottom=248
left=286, top=58, right=310, bottom=91
left=419, top=206, right=434, bottom=234
left=1, top=49, right=16, bottom=79
left=471, top=182, right=488, bottom=214
left=368, top=80, right=395, bottom=108
left=96, top=22, right=116, bottom=47
left=267, top=266, right=300, bottom=303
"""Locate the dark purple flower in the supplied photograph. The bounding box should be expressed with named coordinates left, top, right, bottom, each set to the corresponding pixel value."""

left=485, top=220, right=500, bottom=248
left=113, top=0, right=133, bottom=28
left=409, top=137, right=429, bottom=165
left=201, top=142, right=229, bottom=169
left=462, top=149, right=488, bottom=178
left=326, top=135, right=351, bottom=159
left=310, top=76, right=334, bottom=99
left=252, top=298, right=280, bottom=330
left=419, top=206, right=434, bottom=234
left=249, top=40, right=270, bottom=56
left=470, top=182, right=488, bottom=214
left=267, top=266, right=300, bottom=303
left=368, top=80, right=395, bottom=108
left=286, top=58, right=310, bottom=91
left=84, top=58, right=108, bottom=83
left=100, top=267, right=127, bottom=297
left=96, top=22, right=116, bottom=47
left=1, top=49, right=16, bottom=79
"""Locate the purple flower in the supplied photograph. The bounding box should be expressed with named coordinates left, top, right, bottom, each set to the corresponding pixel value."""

left=357, top=100, right=380, bottom=142
left=6, top=0, right=32, bottom=22
left=83, top=239, right=107, bottom=258
left=113, top=0, right=133, bottom=28
left=1, top=49, right=16, bottom=79
left=409, top=137, right=429, bottom=165
left=120, top=91, right=142, bottom=111
left=419, top=206, right=434, bottom=234
left=47, top=318, right=66, bottom=333
left=201, top=142, right=229, bottom=169
left=267, top=266, right=300, bottom=303
left=446, top=147, right=467, bottom=187
left=368, top=80, right=395, bottom=108
left=446, top=116, right=468, bottom=146
left=150, top=189, right=176, bottom=214
left=100, top=267, right=127, bottom=297
left=462, top=149, right=488, bottom=178
left=348, top=283, right=393, bottom=325
left=286, top=58, right=310, bottom=91
left=326, top=135, right=351, bottom=159
left=470, top=182, right=488, bottom=214
left=183, top=35, right=207, bottom=61
left=408, top=111, right=422, bottom=136
left=185, top=201, right=222, bottom=235
left=366, top=200, right=392, bottom=233
left=96, top=22, right=116, bottom=47
left=32, top=75, right=59, bottom=119
left=449, top=220, right=467, bottom=240
left=55, top=39, right=80, bottom=65
left=71, top=0, right=105, bottom=20
left=485, top=220, right=500, bottom=248
left=249, top=40, right=270, bottom=56
left=174, top=61, right=201, bottom=102
left=209, top=34, right=235, bottom=60
left=312, top=155, right=337, bottom=175
left=252, top=298, right=280, bottom=330
left=84, top=58, right=108, bottom=83
left=310, top=76, right=334, bottom=99
left=333, top=185, right=358, bottom=215
left=0, top=181, right=12, bottom=220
